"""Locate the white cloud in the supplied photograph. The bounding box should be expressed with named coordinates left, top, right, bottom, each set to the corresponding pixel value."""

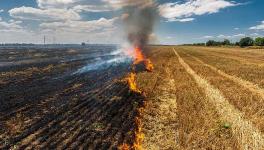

left=166, top=36, right=173, bottom=39
left=37, top=0, right=79, bottom=8
left=250, top=33, right=259, bottom=36
left=39, top=17, right=118, bottom=33
left=159, top=0, right=237, bottom=22
left=201, top=35, right=214, bottom=39
left=217, top=33, right=245, bottom=39
left=0, top=9, right=4, bottom=13
left=249, top=21, right=264, bottom=30
left=212, top=33, right=247, bottom=39
left=72, top=5, right=112, bottom=13
left=217, top=34, right=231, bottom=38
left=102, top=0, right=154, bottom=9
left=9, top=6, right=80, bottom=21
left=0, top=19, right=23, bottom=30
left=167, top=17, right=195, bottom=22
left=0, top=17, right=121, bottom=44
left=233, top=33, right=245, bottom=37
left=234, top=27, right=239, bottom=30
left=200, top=33, right=246, bottom=39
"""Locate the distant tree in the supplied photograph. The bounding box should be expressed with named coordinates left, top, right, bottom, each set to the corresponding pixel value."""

left=239, top=37, right=254, bottom=47
left=193, top=43, right=205, bottom=46
left=222, top=39, right=231, bottom=45
left=206, top=40, right=216, bottom=46
left=254, top=37, right=264, bottom=46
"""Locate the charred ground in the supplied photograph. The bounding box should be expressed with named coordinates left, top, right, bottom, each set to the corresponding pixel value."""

left=0, top=45, right=146, bottom=149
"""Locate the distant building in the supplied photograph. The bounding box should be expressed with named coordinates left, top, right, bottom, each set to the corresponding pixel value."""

left=81, top=42, right=85, bottom=46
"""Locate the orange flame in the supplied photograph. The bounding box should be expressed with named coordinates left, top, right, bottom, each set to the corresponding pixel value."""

left=133, top=107, right=145, bottom=150
left=132, top=47, right=154, bottom=72
left=144, top=59, right=154, bottom=72
left=126, top=73, right=141, bottom=94
left=119, top=46, right=153, bottom=150
left=133, top=47, right=145, bottom=65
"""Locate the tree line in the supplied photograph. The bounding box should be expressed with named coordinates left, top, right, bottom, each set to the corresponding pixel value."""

left=184, top=37, right=264, bottom=47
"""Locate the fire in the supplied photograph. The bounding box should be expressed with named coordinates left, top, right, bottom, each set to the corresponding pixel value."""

left=119, top=46, right=153, bottom=150
left=130, top=47, right=154, bottom=72
left=133, top=47, right=145, bottom=64
left=126, top=73, right=141, bottom=94
left=133, top=107, right=145, bottom=150
left=144, top=59, right=154, bottom=72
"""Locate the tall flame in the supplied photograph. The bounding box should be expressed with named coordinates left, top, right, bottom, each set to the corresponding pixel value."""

left=133, top=47, right=145, bottom=65
left=126, top=73, right=141, bottom=94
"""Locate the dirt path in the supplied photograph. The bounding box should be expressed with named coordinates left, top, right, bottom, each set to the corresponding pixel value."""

left=174, top=48, right=264, bottom=149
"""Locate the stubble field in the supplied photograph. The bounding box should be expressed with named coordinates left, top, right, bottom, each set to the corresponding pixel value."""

left=137, top=46, right=264, bottom=149
left=1, top=45, right=264, bottom=149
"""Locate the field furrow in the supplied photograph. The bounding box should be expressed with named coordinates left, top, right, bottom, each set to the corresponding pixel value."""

left=179, top=47, right=264, bottom=88
left=183, top=51, right=264, bottom=100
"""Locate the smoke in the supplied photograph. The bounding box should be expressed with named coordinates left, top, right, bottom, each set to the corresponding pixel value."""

left=121, top=0, right=158, bottom=49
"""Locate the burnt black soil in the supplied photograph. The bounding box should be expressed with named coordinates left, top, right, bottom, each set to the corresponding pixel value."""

left=0, top=46, right=144, bottom=149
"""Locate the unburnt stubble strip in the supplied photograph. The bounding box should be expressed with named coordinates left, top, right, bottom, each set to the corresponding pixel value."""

left=142, top=58, right=179, bottom=149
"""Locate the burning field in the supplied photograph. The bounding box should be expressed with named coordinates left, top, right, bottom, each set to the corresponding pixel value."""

left=1, top=0, right=264, bottom=149
left=1, top=45, right=264, bottom=149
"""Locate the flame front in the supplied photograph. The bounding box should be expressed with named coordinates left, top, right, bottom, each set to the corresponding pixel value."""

left=132, top=47, right=154, bottom=72
left=133, top=47, right=145, bottom=64
left=126, top=73, right=141, bottom=94
left=144, top=59, right=154, bottom=72
left=119, top=46, right=153, bottom=150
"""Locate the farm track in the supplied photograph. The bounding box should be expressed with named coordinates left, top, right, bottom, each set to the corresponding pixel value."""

left=174, top=48, right=264, bottom=149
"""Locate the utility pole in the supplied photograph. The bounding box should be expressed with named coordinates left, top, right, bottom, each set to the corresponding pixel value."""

left=44, top=36, right=46, bottom=45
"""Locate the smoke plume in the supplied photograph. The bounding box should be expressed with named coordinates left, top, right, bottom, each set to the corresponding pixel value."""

left=121, top=0, right=158, bottom=49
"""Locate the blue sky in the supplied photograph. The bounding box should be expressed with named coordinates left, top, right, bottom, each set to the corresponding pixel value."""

left=0, top=0, right=264, bottom=44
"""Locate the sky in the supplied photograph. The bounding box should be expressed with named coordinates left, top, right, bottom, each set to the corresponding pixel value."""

left=0, top=0, right=264, bottom=45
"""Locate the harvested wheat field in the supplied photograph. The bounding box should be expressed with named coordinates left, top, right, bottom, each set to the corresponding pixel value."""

left=1, top=45, right=264, bottom=150
left=135, top=46, right=264, bottom=150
